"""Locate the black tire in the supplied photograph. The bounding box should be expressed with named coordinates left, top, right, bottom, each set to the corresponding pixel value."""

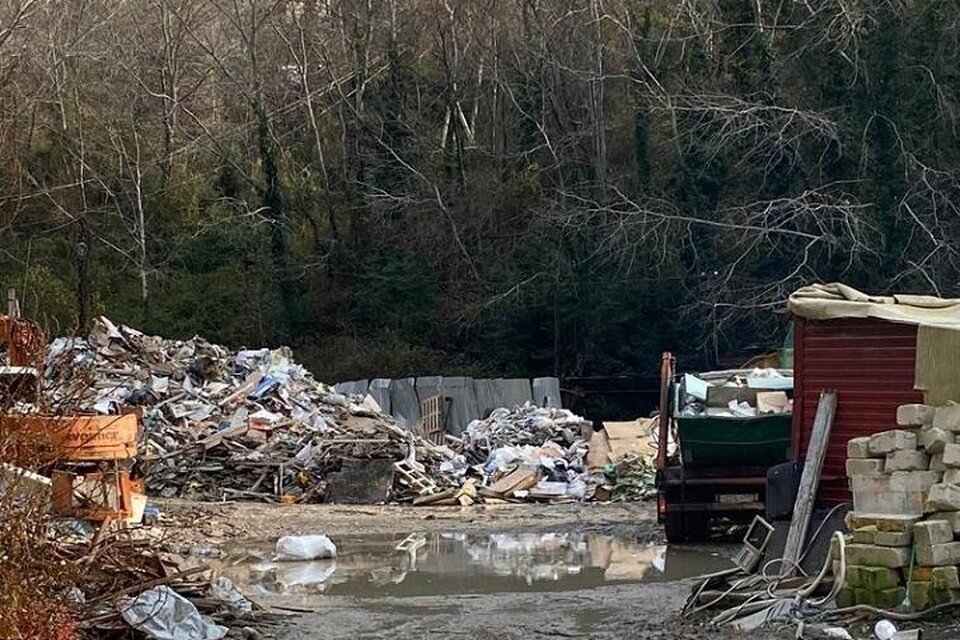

left=664, top=511, right=709, bottom=543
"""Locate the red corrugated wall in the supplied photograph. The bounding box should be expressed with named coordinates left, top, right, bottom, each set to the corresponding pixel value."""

left=792, top=317, right=924, bottom=505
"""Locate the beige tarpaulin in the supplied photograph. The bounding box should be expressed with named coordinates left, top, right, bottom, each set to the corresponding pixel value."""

left=788, top=283, right=960, bottom=404
left=789, top=283, right=960, bottom=327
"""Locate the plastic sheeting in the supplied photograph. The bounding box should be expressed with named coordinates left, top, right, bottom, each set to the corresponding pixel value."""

left=275, top=534, right=338, bottom=561
left=119, top=586, right=227, bottom=640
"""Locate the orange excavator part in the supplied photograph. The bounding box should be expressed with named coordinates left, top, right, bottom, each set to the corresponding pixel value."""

left=0, top=314, right=46, bottom=367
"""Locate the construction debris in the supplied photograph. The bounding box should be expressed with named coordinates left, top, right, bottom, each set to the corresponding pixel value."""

left=463, top=403, right=588, bottom=459
left=679, top=368, right=793, bottom=417
left=45, top=317, right=460, bottom=503
left=41, top=318, right=655, bottom=506
left=461, top=404, right=655, bottom=502
left=606, top=453, right=657, bottom=501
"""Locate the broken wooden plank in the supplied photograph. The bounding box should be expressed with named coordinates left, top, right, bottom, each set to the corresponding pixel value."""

left=781, top=389, right=837, bottom=577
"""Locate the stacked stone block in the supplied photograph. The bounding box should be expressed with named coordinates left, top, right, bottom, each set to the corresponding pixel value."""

left=839, top=403, right=960, bottom=610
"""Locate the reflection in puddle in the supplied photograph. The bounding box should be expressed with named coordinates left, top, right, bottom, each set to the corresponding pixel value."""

left=208, top=531, right=730, bottom=604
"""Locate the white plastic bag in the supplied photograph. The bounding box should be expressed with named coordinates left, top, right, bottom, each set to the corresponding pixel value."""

left=119, top=586, right=227, bottom=640
left=275, top=534, right=337, bottom=561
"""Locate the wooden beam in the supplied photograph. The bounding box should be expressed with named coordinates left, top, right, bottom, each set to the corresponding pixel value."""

left=781, top=389, right=837, bottom=577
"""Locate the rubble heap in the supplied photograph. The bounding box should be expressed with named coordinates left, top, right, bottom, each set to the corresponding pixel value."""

left=841, top=403, right=960, bottom=610
left=458, top=404, right=618, bottom=502
left=39, top=319, right=655, bottom=506
left=45, top=318, right=459, bottom=503
left=462, top=403, right=588, bottom=462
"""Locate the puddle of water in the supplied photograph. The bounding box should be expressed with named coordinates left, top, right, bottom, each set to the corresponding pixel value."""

left=206, top=531, right=731, bottom=606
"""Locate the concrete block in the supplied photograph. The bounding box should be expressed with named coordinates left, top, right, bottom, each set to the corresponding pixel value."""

left=500, top=378, right=534, bottom=407
left=898, top=404, right=936, bottom=426
left=836, top=586, right=855, bottom=608
left=916, top=541, right=960, bottom=567
left=856, top=566, right=902, bottom=590
left=473, top=378, right=533, bottom=419
left=335, top=379, right=369, bottom=398
left=933, top=566, right=960, bottom=590
left=943, top=443, right=960, bottom=467
left=438, top=376, right=479, bottom=436
left=944, top=468, right=960, bottom=485
left=845, top=512, right=920, bottom=533
left=926, top=483, right=960, bottom=512
left=415, top=375, right=443, bottom=407
left=531, top=377, right=561, bottom=408
left=388, top=378, right=420, bottom=430
left=847, top=437, right=875, bottom=459
left=889, top=471, right=942, bottom=493
left=843, top=564, right=863, bottom=587
left=854, top=586, right=905, bottom=608
left=471, top=379, right=498, bottom=419
left=869, top=430, right=918, bottom=455
left=909, top=581, right=936, bottom=611
left=913, top=567, right=935, bottom=582
left=850, top=475, right=890, bottom=494
left=931, top=452, right=947, bottom=471
left=847, top=458, right=885, bottom=477
left=934, top=405, right=960, bottom=432
left=885, top=449, right=930, bottom=472
left=928, top=511, right=960, bottom=534
left=915, top=520, right=954, bottom=546
left=367, top=378, right=392, bottom=415
left=875, top=530, right=913, bottom=547
left=845, top=544, right=911, bottom=568
left=854, top=490, right=926, bottom=516
left=851, top=526, right=877, bottom=544
left=920, top=427, right=954, bottom=454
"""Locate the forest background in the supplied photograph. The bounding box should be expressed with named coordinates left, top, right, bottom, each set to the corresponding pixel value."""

left=2, top=0, right=957, bottom=386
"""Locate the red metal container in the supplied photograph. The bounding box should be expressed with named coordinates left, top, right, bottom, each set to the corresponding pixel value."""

left=792, top=317, right=924, bottom=505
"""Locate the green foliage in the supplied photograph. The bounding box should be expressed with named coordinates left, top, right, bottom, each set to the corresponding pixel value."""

left=2, top=267, right=76, bottom=334
left=2, top=0, right=960, bottom=392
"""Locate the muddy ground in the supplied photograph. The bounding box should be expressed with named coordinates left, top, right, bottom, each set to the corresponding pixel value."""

left=158, top=500, right=661, bottom=543
left=155, top=501, right=949, bottom=640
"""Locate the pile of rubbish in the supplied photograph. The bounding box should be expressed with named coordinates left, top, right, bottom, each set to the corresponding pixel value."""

left=44, top=317, right=459, bottom=503
left=458, top=404, right=593, bottom=501
left=40, top=318, right=655, bottom=506
left=462, top=404, right=588, bottom=461
left=444, top=403, right=655, bottom=503
left=679, top=368, right=794, bottom=418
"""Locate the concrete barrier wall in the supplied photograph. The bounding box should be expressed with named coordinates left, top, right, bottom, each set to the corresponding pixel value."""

left=389, top=378, right=420, bottom=429
left=335, top=376, right=559, bottom=434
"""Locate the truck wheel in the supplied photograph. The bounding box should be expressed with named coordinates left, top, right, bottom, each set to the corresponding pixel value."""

left=664, top=512, right=709, bottom=543
left=684, top=513, right=709, bottom=542
left=664, top=512, right=687, bottom=543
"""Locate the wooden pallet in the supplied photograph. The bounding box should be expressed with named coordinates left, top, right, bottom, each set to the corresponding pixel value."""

left=418, top=395, right=445, bottom=445
left=394, top=459, right=438, bottom=496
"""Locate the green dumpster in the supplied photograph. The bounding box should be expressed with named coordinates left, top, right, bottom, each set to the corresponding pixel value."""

left=675, top=414, right=792, bottom=468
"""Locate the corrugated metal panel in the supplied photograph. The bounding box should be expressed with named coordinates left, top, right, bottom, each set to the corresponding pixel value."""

left=793, top=317, right=924, bottom=505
